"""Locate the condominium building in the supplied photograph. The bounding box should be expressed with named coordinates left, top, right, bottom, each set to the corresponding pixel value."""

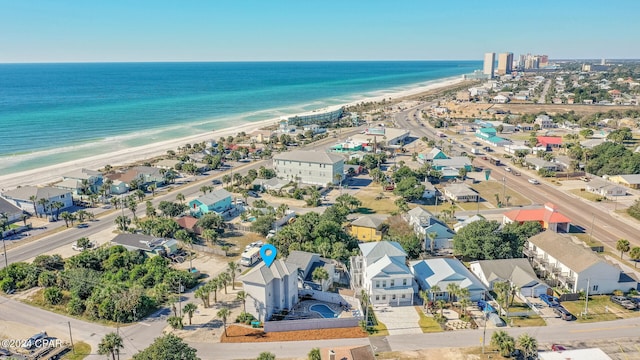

left=497, top=52, right=513, bottom=75
left=273, top=150, right=344, bottom=186
left=483, top=52, right=495, bottom=78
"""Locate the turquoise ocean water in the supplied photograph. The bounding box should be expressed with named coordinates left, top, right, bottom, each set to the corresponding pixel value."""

left=0, top=61, right=480, bottom=175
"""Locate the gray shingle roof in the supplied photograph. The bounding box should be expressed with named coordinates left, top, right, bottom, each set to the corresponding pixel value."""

left=0, top=197, right=21, bottom=216
left=61, top=168, right=102, bottom=180
left=273, top=150, right=344, bottom=164
left=472, top=258, right=541, bottom=288
left=197, top=188, right=232, bottom=206
left=2, top=186, right=71, bottom=201
left=528, top=231, right=603, bottom=273
left=285, top=251, right=318, bottom=272
left=617, top=174, right=640, bottom=185
left=444, top=183, right=478, bottom=197
left=240, top=259, right=298, bottom=286
left=359, top=241, right=406, bottom=263
left=351, top=215, right=384, bottom=229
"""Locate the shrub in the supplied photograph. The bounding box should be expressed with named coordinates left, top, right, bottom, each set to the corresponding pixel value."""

left=235, top=311, right=257, bottom=324
left=44, top=286, right=63, bottom=305
left=67, top=296, right=86, bottom=315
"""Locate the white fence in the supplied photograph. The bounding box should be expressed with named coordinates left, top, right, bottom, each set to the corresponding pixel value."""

left=264, top=317, right=359, bottom=332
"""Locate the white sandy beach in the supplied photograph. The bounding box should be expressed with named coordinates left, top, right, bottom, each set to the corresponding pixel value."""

left=0, top=77, right=464, bottom=191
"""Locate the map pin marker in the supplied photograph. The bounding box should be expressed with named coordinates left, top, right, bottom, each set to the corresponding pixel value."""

left=260, top=244, right=277, bottom=268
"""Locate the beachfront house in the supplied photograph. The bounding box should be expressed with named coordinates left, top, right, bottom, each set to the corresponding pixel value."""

left=1, top=186, right=73, bottom=215
left=106, top=166, right=166, bottom=189
left=349, top=241, right=415, bottom=306
left=57, top=168, right=103, bottom=195
left=524, top=231, right=637, bottom=293
left=188, top=189, right=232, bottom=217
left=239, top=260, right=299, bottom=322
left=0, top=197, right=24, bottom=224
left=273, top=150, right=344, bottom=186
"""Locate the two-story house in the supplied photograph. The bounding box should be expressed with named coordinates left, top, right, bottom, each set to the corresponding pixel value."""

left=524, top=231, right=637, bottom=294
left=348, top=215, right=385, bottom=242
left=349, top=241, right=415, bottom=306
left=273, top=150, right=344, bottom=186
left=534, top=115, right=555, bottom=129
left=1, top=186, right=73, bottom=215
left=239, top=260, right=299, bottom=321
left=188, top=188, right=232, bottom=217
left=285, top=251, right=336, bottom=291
left=56, top=168, right=103, bottom=195
left=404, top=207, right=455, bottom=250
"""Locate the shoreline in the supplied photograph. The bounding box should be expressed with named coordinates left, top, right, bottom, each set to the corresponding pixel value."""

left=0, top=76, right=466, bottom=191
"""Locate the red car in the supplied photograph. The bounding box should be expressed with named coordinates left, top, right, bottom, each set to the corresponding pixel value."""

left=384, top=184, right=395, bottom=191
left=551, top=344, right=566, bottom=351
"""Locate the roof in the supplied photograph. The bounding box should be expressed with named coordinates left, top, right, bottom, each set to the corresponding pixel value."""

left=273, top=150, right=344, bottom=164
left=537, top=136, right=563, bottom=145
left=528, top=231, right=604, bottom=273
left=478, top=127, right=497, bottom=134
left=61, top=168, right=102, bottom=180
left=350, top=215, right=384, bottom=229
left=487, top=136, right=510, bottom=144
left=195, top=189, right=232, bottom=206
left=54, top=179, right=82, bottom=189
left=444, top=183, right=478, bottom=197
left=471, top=258, right=541, bottom=288
left=285, top=251, right=318, bottom=272
left=432, top=157, right=471, bottom=168
left=525, top=157, right=558, bottom=169
left=615, top=174, right=640, bottom=185
left=359, top=241, right=406, bottom=264
left=176, top=216, right=199, bottom=230
left=365, top=255, right=412, bottom=280
left=587, top=177, right=625, bottom=191
left=321, top=345, right=375, bottom=360
left=454, top=214, right=485, bottom=232
left=2, top=186, right=71, bottom=201
left=133, top=166, right=163, bottom=177
left=425, top=148, right=446, bottom=160
left=0, top=197, right=22, bottom=215
left=503, top=203, right=570, bottom=224
left=111, top=233, right=169, bottom=251
left=423, top=222, right=455, bottom=239
left=410, top=258, right=487, bottom=292
left=537, top=348, right=612, bottom=360
left=239, top=259, right=298, bottom=286
left=407, top=206, right=434, bottom=220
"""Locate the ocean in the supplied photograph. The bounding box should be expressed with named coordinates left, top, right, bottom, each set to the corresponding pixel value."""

left=0, top=61, right=480, bottom=175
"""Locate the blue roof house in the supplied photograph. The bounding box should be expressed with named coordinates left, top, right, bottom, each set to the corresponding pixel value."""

left=410, top=258, right=488, bottom=301
left=188, top=189, right=232, bottom=217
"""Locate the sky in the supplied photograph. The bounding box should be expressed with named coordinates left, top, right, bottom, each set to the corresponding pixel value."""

left=1, top=0, right=639, bottom=63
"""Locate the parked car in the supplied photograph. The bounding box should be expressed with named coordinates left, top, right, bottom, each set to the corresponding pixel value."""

left=611, top=295, right=637, bottom=310
left=528, top=178, right=539, bottom=185
left=540, top=294, right=560, bottom=307
left=212, top=179, right=222, bottom=185
left=553, top=306, right=574, bottom=321
left=76, top=223, right=89, bottom=228
left=22, top=332, right=47, bottom=350
left=551, top=344, right=567, bottom=351
left=505, top=167, right=512, bottom=172
left=247, top=191, right=260, bottom=198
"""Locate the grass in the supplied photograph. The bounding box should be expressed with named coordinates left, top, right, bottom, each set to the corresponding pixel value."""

left=509, top=315, right=546, bottom=327
left=371, top=320, right=390, bottom=336
left=572, top=233, right=605, bottom=248
left=414, top=306, right=443, bottom=333
left=220, top=231, right=264, bottom=259
left=457, top=201, right=489, bottom=211
left=355, top=186, right=400, bottom=214
left=569, top=188, right=604, bottom=202
left=471, top=180, right=531, bottom=207
left=561, top=295, right=640, bottom=323
left=62, top=342, right=91, bottom=360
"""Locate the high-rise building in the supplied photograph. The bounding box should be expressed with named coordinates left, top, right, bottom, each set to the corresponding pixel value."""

left=497, top=52, right=513, bottom=75
left=483, top=52, right=495, bottom=78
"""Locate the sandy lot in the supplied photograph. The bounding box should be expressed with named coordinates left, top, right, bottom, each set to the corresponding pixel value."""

left=220, top=325, right=367, bottom=343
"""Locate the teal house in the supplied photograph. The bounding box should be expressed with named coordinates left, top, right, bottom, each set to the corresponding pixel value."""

left=475, top=127, right=511, bottom=146
left=432, top=157, right=473, bottom=172
left=418, top=148, right=448, bottom=164
left=189, top=189, right=233, bottom=217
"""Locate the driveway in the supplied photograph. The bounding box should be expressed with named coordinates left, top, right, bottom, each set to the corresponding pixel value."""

left=373, top=305, right=422, bottom=335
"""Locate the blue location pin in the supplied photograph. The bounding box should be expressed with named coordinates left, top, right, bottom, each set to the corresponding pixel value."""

left=260, top=244, right=277, bottom=267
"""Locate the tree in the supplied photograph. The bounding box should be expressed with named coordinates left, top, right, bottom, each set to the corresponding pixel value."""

left=59, top=211, right=72, bottom=227
left=308, top=348, right=321, bottom=360
left=428, top=284, right=441, bottom=302
left=98, top=332, right=124, bottom=360
left=43, top=286, right=63, bottom=305
left=217, top=307, right=230, bottom=337
left=236, top=290, right=247, bottom=313
left=493, top=281, right=511, bottom=315
left=167, top=315, right=184, bottom=330
left=176, top=193, right=185, bottom=204
left=491, top=330, right=515, bottom=357
left=419, top=290, right=429, bottom=309
left=127, top=196, right=138, bottom=219
left=132, top=334, right=199, bottom=360
left=518, top=333, right=538, bottom=359
left=630, top=246, right=640, bottom=268
left=183, top=303, right=197, bottom=325
left=29, top=195, right=39, bottom=218
left=227, top=262, right=240, bottom=290
left=617, top=239, right=631, bottom=259
left=76, top=237, right=91, bottom=249
left=446, top=283, right=460, bottom=304
left=115, top=215, right=131, bottom=232
left=312, top=267, right=329, bottom=285
left=257, top=352, right=276, bottom=360
left=148, top=183, right=157, bottom=197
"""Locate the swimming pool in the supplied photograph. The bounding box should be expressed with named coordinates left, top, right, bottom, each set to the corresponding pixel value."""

left=310, top=304, right=338, bottom=318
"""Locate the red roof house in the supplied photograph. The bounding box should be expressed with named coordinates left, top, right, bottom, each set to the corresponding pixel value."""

left=503, top=202, right=570, bottom=232
left=176, top=215, right=202, bottom=235
left=537, top=136, right=563, bottom=149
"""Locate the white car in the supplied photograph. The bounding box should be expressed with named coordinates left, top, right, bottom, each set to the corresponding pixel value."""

left=528, top=178, right=539, bottom=185
left=505, top=167, right=512, bottom=172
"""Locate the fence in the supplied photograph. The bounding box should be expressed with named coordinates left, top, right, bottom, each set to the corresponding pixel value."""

left=264, top=317, right=359, bottom=332
left=226, top=223, right=254, bottom=232
left=190, top=244, right=227, bottom=256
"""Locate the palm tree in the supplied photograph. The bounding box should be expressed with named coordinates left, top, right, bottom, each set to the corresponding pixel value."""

left=59, top=211, right=72, bottom=227
left=98, top=332, right=124, bottom=360
left=436, top=299, right=446, bottom=317
left=617, top=238, right=631, bottom=259
left=37, top=198, right=50, bottom=219
left=494, top=281, right=511, bottom=315
left=491, top=330, right=515, bottom=357
left=505, top=195, right=511, bottom=207
left=148, top=183, right=157, bottom=197
left=227, top=262, right=240, bottom=290
left=428, top=284, right=441, bottom=302
left=222, top=174, right=231, bottom=187
left=518, top=333, right=538, bottom=359
left=419, top=290, right=429, bottom=309
left=275, top=203, right=289, bottom=219
left=427, top=232, right=437, bottom=253
left=167, top=315, right=184, bottom=330
left=219, top=272, right=231, bottom=294
left=183, top=303, right=198, bottom=325
left=446, top=283, right=460, bottom=305
left=176, top=193, right=185, bottom=204
left=127, top=196, right=138, bottom=219
left=460, top=298, right=471, bottom=317
left=135, top=189, right=145, bottom=202
left=115, top=215, right=131, bottom=232
left=209, top=278, right=220, bottom=304
left=29, top=195, right=39, bottom=217
left=76, top=210, right=89, bottom=223
left=236, top=290, right=247, bottom=313
left=50, top=201, right=64, bottom=221
left=630, top=246, right=640, bottom=268
left=217, top=307, right=231, bottom=337
left=200, top=185, right=212, bottom=195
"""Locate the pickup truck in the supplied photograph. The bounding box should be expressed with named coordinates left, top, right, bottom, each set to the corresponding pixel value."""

left=610, top=295, right=637, bottom=310
left=540, top=294, right=560, bottom=307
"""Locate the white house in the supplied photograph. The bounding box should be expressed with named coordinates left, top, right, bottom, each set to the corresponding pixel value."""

left=349, top=241, right=415, bottom=306
left=273, top=150, right=344, bottom=185
left=443, top=183, right=479, bottom=202
left=0, top=198, right=23, bottom=224
left=1, top=186, right=73, bottom=215
left=534, top=115, right=555, bottom=129
left=57, top=168, right=103, bottom=194
left=586, top=177, right=626, bottom=197
left=469, top=258, right=548, bottom=298
left=524, top=231, right=637, bottom=294
left=239, top=260, right=299, bottom=321
left=410, top=258, right=488, bottom=301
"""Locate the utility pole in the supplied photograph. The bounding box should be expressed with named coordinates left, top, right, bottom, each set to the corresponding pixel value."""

left=2, top=238, right=7, bottom=268
left=481, top=309, right=488, bottom=354
left=502, top=177, right=506, bottom=206
left=584, top=278, right=590, bottom=317
left=67, top=322, right=75, bottom=354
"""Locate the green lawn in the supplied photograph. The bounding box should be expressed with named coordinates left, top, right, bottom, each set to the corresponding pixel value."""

left=561, top=295, right=640, bottom=323
left=62, top=342, right=91, bottom=360
left=355, top=187, right=400, bottom=214
left=509, top=315, right=546, bottom=327
left=371, top=320, right=389, bottom=336
left=569, top=188, right=604, bottom=202
left=457, top=201, right=490, bottom=211
left=471, top=181, right=531, bottom=207
left=415, top=306, right=443, bottom=333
